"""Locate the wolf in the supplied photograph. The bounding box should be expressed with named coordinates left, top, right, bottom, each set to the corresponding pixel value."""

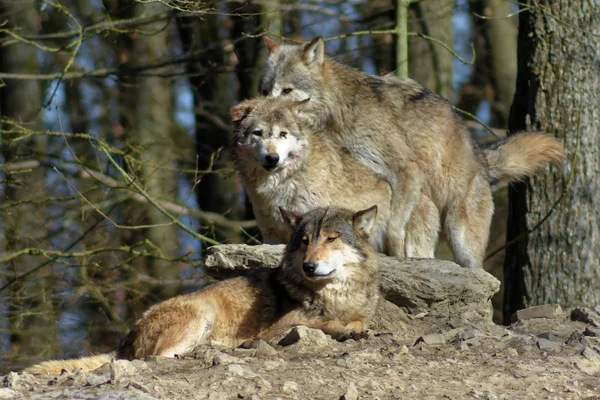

left=230, top=96, right=439, bottom=257
left=259, top=36, right=565, bottom=268
left=26, top=206, right=380, bottom=375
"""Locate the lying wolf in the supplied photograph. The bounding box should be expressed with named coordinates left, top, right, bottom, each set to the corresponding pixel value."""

left=26, top=206, right=380, bottom=375
left=230, top=97, right=439, bottom=256
left=259, top=37, right=565, bottom=268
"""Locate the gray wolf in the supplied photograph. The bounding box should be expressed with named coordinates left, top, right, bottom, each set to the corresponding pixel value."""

left=259, top=36, right=565, bottom=268
left=26, top=206, right=380, bottom=375
left=230, top=96, right=439, bottom=256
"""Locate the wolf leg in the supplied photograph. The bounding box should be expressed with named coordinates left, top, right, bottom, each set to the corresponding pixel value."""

left=404, top=195, right=440, bottom=258
left=385, top=162, right=424, bottom=257
left=308, top=320, right=371, bottom=342
left=444, top=175, right=493, bottom=269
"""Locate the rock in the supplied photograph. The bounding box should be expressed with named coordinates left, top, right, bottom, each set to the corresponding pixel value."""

left=204, top=244, right=500, bottom=328
left=227, top=364, right=257, bottom=379
left=512, top=304, right=563, bottom=322
left=537, top=338, right=562, bottom=353
left=87, top=373, right=111, bottom=386
left=340, top=382, right=359, bottom=400
left=213, top=353, right=245, bottom=366
left=576, top=347, right=600, bottom=374
left=110, top=359, right=137, bottom=381
left=282, top=381, right=298, bottom=394
left=571, top=307, right=600, bottom=327
left=584, top=327, right=600, bottom=337
left=255, top=341, right=278, bottom=357
left=415, top=333, right=446, bottom=346
left=0, top=388, right=19, bottom=399
left=277, top=326, right=330, bottom=347
left=566, top=331, right=589, bottom=348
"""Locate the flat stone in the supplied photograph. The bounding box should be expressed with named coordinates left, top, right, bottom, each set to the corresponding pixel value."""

left=415, top=333, right=446, bottom=346
left=277, top=326, right=330, bottom=347
left=340, top=382, right=359, bottom=400
left=110, top=359, right=137, bottom=381
left=537, top=338, right=562, bottom=353
left=282, top=381, right=298, bottom=394
left=213, top=353, right=245, bottom=366
left=87, top=373, right=111, bottom=386
left=512, top=304, right=563, bottom=322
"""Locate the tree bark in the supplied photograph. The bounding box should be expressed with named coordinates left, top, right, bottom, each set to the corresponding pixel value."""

left=504, top=0, right=600, bottom=323
left=407, top=0, right=454, bottom=99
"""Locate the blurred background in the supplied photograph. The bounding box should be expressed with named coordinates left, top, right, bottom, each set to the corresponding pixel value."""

left=0, top=0, right=519, bottom=371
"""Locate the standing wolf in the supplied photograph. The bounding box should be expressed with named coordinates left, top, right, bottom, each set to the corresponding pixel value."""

left=259, top=37, right=565, bottom=268
left=230, top=97, right=439, bottom=256
left=26, top=206, right=380, bottom=375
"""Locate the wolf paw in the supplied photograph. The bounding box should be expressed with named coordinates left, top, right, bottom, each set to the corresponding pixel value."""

left=335, top=329, right=372, bottom=342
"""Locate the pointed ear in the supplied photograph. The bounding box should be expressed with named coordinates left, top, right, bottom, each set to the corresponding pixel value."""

left=302, top=37, right=324, bottom=66
left=353, top=205, right=378, bottom=237
left=230, top=101, right=254, bottom=123
left=280, top=207, right=302, bottom=231
left=264, top=37, right=279, bottom=53
left=289, top=98, right=310, bottom=113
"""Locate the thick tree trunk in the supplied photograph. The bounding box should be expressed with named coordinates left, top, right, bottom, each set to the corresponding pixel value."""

left=504, top=0, right=600, bottom=324
left=0, top=1, right=57, bottom=366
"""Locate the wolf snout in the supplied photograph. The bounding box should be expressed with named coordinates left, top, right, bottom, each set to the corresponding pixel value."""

left=265, top=153, right=280, bottom=167
left=302, top=261, right=317, bottom=276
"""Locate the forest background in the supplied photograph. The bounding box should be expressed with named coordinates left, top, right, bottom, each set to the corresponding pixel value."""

left=1, top=0, right=598, bottom=372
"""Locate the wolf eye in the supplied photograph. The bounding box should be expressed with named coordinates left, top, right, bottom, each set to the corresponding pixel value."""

left=282, top=88, right=293, bottom=95
left=327, top=236, right=337, bottom=243
left=280, top=131, right=288, bottom=138
left=252, top=129, right=263, bottom=137
left=301, top=236, right=309, bottom=245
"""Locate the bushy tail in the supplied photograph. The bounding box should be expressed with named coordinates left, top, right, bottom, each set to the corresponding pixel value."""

left=483, top=132, right=565, bottom=181
left=25, top=352, right=115, bottom=375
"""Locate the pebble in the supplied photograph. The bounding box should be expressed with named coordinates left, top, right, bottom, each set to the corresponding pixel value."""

left=340, top=382, right=358, bottom=400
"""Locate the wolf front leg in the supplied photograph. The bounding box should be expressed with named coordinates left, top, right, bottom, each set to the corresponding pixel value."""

left=307, top=320, right=371, bottom=342
left=385, top=162, right=424, bottom=257
left=404, top=194, right=440, bottom=258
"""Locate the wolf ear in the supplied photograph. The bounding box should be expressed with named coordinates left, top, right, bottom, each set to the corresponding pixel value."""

left=302, top=37, right=324, bottom=66
left=230, top=101, right=255, bottom=123
left=280, top=207, right=302, bottom=231
left=353, top=205, right=378, bottom=237
left=264, top=37, right=280, bottom=53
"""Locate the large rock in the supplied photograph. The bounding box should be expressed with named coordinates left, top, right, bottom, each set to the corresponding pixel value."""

left=205, top=244, right=500, bottom=332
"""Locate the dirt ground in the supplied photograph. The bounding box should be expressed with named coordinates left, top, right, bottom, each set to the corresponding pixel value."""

left=2, top=306, right=600, bottom=400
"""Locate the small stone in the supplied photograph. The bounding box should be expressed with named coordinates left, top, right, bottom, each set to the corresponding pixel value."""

left=340, top=382, right=358, bottom=400
left=506, top=348, right=519, bottom=357
left=458, top=341, right=470, bottom=351
left=87, top=373, right=111, bottom=386
left=110, top=359, right=137, bottom=381
left=584, top=327, right=600, bottom=337
left=537, top=338, right=562, bottom=352
left=282, top=381, right=298, bottom=394
left=415, top=333, right=445, bottom=346
left=213, top=353, right=244, bottom=366
left=263, top=360, right=284, bottom=371
left=227, top=364, right=256, bottom=378
left=131, top=360, right=150, bottom=372
left=0, top=388, right=19, bottom=399
left=571, top=308, right=600, bottom=327
left=255, top=340, right=278, bottom=357
left=537, top=332, right=555, bottom=340
left=512, top=304, right=563, bottom=322
left=566, top=331, right=589, bottom=348
left=278, top=326, right=330, bottom=347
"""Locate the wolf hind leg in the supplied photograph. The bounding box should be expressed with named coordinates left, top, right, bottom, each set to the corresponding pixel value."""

left=444, top=176, right=493, bottom=269
left=385, top=162, right=424, bottom=257
left=404, top=195, right=440, bottom=258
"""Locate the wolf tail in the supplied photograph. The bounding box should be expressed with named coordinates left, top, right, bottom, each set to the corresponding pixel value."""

left=25, top=352, right=116, bottom=375
left=483, top=132, right=565, bottom=181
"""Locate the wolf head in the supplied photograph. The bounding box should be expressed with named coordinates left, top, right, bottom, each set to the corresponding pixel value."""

left=230, top=98, right=309, bottom=172
left=280, top=206, right=377, bottom=284
left=259, top=37, right=326, bottom=109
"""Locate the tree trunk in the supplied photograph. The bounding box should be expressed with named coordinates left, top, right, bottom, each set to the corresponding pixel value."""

left=504, top=0, right=600, bottom=323
left=0, top=1, right=57, bottom=367
left=177, top=10, right=242, bottom=244
left=407, top=0, right=454, bottom=99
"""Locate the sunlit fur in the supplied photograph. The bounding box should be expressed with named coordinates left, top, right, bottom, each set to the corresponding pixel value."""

left=231, top=97, right=439, bottom=255
left=26, top=207, right=380, bottom=375
left=259, top=37, right=565, bottom=268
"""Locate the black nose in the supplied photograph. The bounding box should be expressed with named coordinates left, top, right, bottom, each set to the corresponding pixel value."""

left=303, top=262, right=317, bottom=276
left=265, top=153, right=280, bottom=165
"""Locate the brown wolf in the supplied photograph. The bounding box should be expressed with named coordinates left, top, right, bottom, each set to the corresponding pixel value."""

left=259, top=36, right=565, bottom=268
left=230, top=96, right=439, bottom=257
left=26, top=206, right=380, bottom=375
